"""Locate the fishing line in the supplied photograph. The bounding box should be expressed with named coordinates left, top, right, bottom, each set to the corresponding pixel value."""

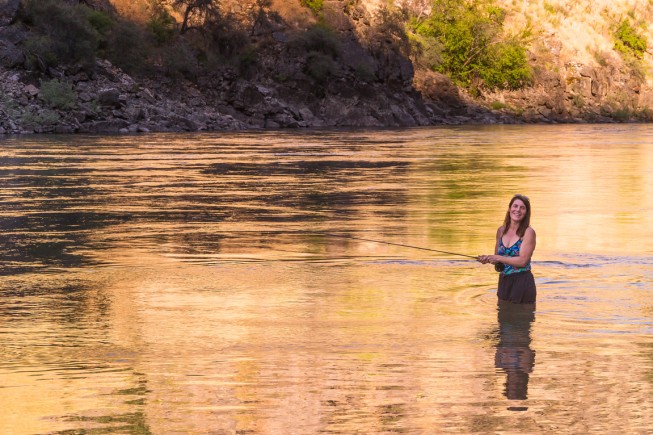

left=257, top=226, right=479, bottom=259
left=316, top=232, right=478, bottom=259
left=285, top=228, right=505, bottom=270
left=216, top=225, right=506, bottom=269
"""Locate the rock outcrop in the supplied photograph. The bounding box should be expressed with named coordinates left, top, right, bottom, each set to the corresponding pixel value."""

left=0, top=0, right=19, bottom=27
left=0, top=0, right=514, bottom=135
left=1, top=0, right=651, bottom=135
left=480, top=35, right=653, bottom=123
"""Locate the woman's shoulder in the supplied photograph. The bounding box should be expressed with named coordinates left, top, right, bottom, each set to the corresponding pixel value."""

left=496, top=225, right=506, bottom=236
left=524, top=226, right=536, bottom=237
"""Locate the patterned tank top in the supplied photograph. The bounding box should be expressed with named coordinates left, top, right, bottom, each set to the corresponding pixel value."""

left=498, top=238, right=531, bottom=275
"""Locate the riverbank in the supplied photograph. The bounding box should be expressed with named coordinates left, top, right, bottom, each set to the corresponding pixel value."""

left=0, top=60, right=524, bottom=136
left=2, top=0, right=653, bottom=136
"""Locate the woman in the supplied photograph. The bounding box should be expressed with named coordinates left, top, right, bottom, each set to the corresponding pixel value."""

left=478, top=194, right=536, bottom=304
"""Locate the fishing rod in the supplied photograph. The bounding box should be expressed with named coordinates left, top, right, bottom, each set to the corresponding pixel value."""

left=317, top=232, right=478, bottom=259
left=230, top=225, right=505, bottom=270
left=258, top=226, right=479, bottom=259
left=298, top=229, right=504, bottom=270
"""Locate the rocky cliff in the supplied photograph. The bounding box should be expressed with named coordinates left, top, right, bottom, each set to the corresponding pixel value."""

left=1, top=0, right=652, bottom=135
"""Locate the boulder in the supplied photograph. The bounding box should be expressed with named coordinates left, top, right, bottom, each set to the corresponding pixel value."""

left=0, top=0, right=19, bottom=26
left=87, top=119, right=130, bottom=133
left=0, top=25, right=28, bottom=44
left=24, top=84, right=39, bottom=96
left=390, top=104, right=417, bottom=126
left=0, top=39, right=23, bottom=67
left=97, top=88, right=121, bottom=107
left=414, top=70, right=464, bottom=109
left=238, top=84, right=266, bottom=107
left=298, top=107, right=314, bottom=121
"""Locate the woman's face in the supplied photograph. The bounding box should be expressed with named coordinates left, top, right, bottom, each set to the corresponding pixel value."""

left=509, top=199, right=527, bottom=222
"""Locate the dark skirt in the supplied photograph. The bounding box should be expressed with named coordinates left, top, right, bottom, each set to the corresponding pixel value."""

left=497, top=270, right=536, bottom=304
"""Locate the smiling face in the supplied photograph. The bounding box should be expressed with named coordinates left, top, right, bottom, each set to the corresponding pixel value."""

left=503, top=194, right=531, bottom=236
left=509, top=199, right=527, bottom=223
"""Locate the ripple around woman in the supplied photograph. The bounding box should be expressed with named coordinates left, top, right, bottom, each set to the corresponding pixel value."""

left=478, top=194, right=537, bottom=304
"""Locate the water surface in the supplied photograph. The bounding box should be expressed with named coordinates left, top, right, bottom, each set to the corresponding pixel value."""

left=1, top=125, right=652, bottom=433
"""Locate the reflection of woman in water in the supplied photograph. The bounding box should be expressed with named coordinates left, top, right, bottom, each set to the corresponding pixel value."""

left=495, top=300, right=535, bottom=400
left=478, top=194, right=537, bottom=304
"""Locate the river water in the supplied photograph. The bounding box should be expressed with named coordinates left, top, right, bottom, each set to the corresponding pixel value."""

left=1, top=125, right=652, bottom=433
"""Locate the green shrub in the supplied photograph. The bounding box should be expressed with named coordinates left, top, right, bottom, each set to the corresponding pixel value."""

left=148, top=8, right=178, bottom=45
left=159, top=40, right=199, bottom=79
left=572, top=94, right=585, bottom=108
left=238, top=47, right=258, bottom=76
left=0, top=93, right=20, bottom=117
left=305, top=51, right=337, bottom=83
left=365, top=6, right=412, bottom=57
left=106, top=20, right=153, bottom=74
left=408, top=32, right=442, bottom=69
left=354, top=61, right=376, bottom=82
left=592, top=49, right=609, bottom=67
left=543, top=2, right=557, bottom=15
left=614, top=19, right=647, bottom=59
left=301, top=0, right=324, bottom=16
left=408, top=0, right=532, bottom=91
left=613, top=107, right=632, bottom=122
left=480, top=40, right=532, bottom=89
left=21, top=109, right=61, bottom=127
left=291, top=24, right=341, bottom=58
left=22, top=35, right=58, bottom=70
left=543, top=1, right=566, bottom=16
left=39, top=79, right=76, bottom=110
left=20, top=0, right=102, bottom=70
left=87, top=9, right=113, bottom=53
left=87, top=9, right=113, bottom=37
left=205, top=18, right=250, bottom=58
left=491, top=101, right=507, bottom=110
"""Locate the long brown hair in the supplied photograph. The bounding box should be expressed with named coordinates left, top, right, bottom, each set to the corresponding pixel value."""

left=502, top=194, right=531, bottom=238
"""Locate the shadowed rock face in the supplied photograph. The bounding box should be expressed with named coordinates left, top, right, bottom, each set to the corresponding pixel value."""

left=61, top=0, right=115, bottom=12
left=0, top=0, right=19, bottom=26
left=0, top=39, right=23, bottom=68
left=1, top=0, right=472, bottom=134
left=0, top=0, right=649, bottom=135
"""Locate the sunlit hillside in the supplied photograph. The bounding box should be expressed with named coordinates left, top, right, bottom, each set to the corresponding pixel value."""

left=499, top=0, right=653, bottom=68
left=107, top=0, right=653, bottom=70
left=108, top=0, right=314, bottom=25
left=3, top=0, right=653, bottom=136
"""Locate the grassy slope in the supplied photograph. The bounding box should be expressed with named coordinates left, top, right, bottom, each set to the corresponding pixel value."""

left=499, top=0, right=653, bottom=68
left=108, top=0, right=653, bottom=72
left=104, top=0, right=653, bottom=118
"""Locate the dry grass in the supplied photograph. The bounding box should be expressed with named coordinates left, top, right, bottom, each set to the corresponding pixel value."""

left=107, top=0, right=653, bottom=73
left=108, top=0, right=315, bottom=27
left=497, top=0, right=653, bottom=68
left=270, top=0, right=314, bottom=29
left=109, top=0, right=152, bottom=22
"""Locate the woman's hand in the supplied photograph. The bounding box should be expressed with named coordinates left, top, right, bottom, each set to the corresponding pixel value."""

left=477, top=255, right=500, bottom=264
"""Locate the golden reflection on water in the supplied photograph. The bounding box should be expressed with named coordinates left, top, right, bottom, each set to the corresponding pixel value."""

left=1, top=125, right=653, bottom=433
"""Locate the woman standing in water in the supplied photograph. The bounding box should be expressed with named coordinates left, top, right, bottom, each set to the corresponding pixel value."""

left=478, top=194, right=537, bottom=304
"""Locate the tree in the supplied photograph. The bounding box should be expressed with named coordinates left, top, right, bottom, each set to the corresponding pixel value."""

left=408, top=0, right=532, bottom=90
left=151, top=0, right=249, bottom=58
left=250, top=0, right=276, bottom=37
left=166, top=0, right=221, bottom=34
